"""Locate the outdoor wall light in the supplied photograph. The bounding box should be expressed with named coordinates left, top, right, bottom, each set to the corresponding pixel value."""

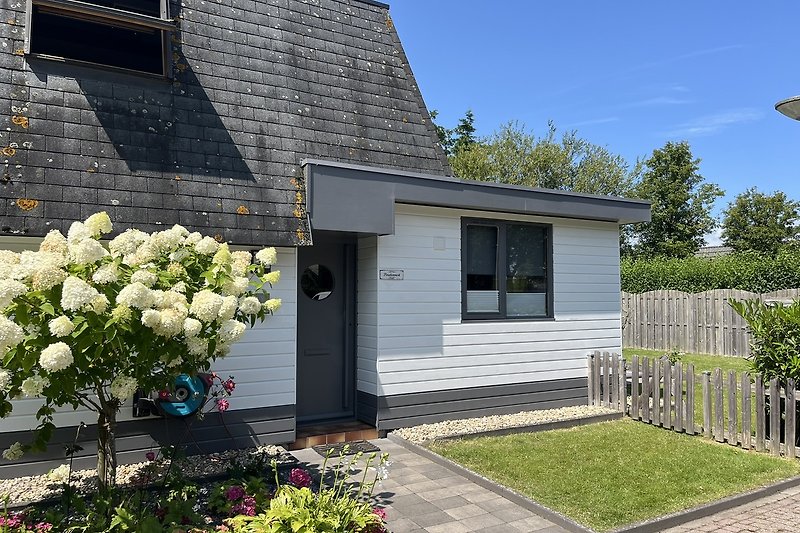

left=775, top=95, right=800, bottom=121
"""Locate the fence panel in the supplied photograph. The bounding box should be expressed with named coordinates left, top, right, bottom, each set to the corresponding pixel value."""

left=622, top=289, right=800, bottom=355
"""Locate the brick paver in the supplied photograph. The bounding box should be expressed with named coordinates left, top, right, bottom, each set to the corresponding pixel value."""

left=290, top=438, right=569, bottom=533
left=662, top=485, right=800, bottom=533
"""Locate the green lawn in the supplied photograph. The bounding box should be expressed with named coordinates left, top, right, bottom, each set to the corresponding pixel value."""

left=430, top=420, right=800, bottom=532
left=622, top=348, right=753, bottom=435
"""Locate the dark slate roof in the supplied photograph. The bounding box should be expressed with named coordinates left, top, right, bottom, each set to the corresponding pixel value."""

left=0, top=0, right=450, bottom=246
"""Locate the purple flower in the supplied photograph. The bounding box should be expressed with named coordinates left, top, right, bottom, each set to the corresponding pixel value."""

left=216, top=398, right=230, bottom=412
left=231, top=495, right=256, bottom=516
left=289, top=468, right=312, bottom=488
left=145, top=451, right=156, bottom=461
left=225, top=485, right=245, bottom=501
left=223, top=379, right=236, bottom=394
left=373, top=507, right=387, bottom=521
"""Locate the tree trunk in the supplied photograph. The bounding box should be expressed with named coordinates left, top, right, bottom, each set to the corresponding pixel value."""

left=97, top=407, right=118, bottom=490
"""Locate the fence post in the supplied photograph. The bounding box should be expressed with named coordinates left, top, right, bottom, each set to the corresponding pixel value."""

left=587, top=353, right=595, bottom=406
left=728, top=370, right=738, bottom=446
left=602, top=352, right=611, bottom=408
left=618, top=357, right=627, bottom=414
left=642, top=357, right=650, bottom=423
left=714, top=368, right=724, bottom=442
left=702, top=371, right=712, bottom=438
left=787, top=379, right=796, bottom=459
left=770, top=378, right=780, bottom=456
left=686, top=363, right=695, bottom=435
left=665, top=358, right=672, bottom=429
left=653, top=356, right=661, bottom=426
left=611, top=353, right=620, bottom=410
left=755, top=374, right=765, bottom=452
left=593, top=350, right=601, bottom=407
left=632, top=356, right=640, bottom=420
left=675, top=361, right=683, bottom=432
left=742, top=372, right=751, bottom=450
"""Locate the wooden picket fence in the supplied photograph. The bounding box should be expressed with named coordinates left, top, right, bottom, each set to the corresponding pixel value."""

left=587, top=351, right=798, bottom=459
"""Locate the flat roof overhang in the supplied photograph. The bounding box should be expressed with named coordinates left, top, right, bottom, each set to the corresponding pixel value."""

left=302, top=159, right=651, bottom=236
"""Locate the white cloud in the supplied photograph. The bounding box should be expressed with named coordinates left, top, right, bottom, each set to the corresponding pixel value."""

left=664, top=108, right=763, bottom=138
left=704, top=227, right=724, bottom=247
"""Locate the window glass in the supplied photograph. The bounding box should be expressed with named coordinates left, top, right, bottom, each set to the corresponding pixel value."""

left=465, top=224, right=499, bottom=313
left=301, top=264, right=335, bottom=301
left=506, top=224, right=547, bottom=317
left=30, top=7, right=165, bottom=74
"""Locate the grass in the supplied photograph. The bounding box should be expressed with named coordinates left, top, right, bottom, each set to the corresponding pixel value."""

left=429, top=419, right=800, bottom=532
left=622, top=348, right=754, bottom=434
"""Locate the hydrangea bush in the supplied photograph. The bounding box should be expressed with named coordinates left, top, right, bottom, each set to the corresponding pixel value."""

left=0, top=213, right=281, bottom=488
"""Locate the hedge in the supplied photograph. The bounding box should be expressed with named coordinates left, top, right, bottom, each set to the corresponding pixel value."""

left=621, top=248, right=800, bottom=293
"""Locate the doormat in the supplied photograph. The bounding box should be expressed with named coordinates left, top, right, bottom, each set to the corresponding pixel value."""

left=312, top=440, right=380, bottom=457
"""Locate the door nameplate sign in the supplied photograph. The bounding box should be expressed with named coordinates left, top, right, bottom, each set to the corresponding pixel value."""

left=379, top=269, right=404, bottom=280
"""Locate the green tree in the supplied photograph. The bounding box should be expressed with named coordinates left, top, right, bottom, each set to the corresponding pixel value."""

left=633, top=141, right=723, bottom=258
left=721, top=188, right=799, bottom=254
left=449, top=121, right=640, bottom=197
left=430, top=109, right=476, bottom=157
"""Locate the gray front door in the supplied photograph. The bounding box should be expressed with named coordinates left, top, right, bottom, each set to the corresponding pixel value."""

left=296, top=238, right=355, bottom=421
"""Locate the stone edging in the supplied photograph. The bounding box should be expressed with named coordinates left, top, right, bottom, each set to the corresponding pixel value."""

left=390, top=414, right=800, bottom=533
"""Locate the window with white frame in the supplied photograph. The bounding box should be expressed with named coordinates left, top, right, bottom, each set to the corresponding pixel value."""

left=462, top=218, right=552, bottom=320
left=26, top=0, right=174, bottom=76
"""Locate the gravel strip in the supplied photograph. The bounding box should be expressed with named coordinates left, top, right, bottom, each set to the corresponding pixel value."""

left=0, top=444, right=292, bottom=508
left=393, top=405, right=618, bottom=443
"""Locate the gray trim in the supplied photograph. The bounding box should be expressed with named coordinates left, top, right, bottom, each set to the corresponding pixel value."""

left=302, top=159, right=651, bottom=236
left=0, top=405, right=295, bottom=479
left=366, top=378, right=588, bottom=430
left=387, top=432, right=594, bottom=533
left=356, top=390, right=378, bottom=426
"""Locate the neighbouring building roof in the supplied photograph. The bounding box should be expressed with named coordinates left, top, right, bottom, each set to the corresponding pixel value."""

left=0, top=0, right=450, bottom=246
left=695, top=246, right=733, bottom=257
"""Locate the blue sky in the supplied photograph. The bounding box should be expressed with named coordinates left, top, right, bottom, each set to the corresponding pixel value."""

left=389, top=2, right=800, bottom=244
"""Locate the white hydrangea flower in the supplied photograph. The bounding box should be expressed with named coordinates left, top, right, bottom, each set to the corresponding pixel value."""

left=222, top=276, right=249, bottom=296
left=171, top=224, right=189, bottom=237
left=152, top=308, right=186, bottom=337
left=116, top=282, right=154, bottom=310
left=131, top=269, right=158, bottom=288
left=112, top=305, right=132, bottom=321
left=92, top=263, right=119, bottom=285
left=141, top=309, right=162, bottom=329
left=48, top=316, right=75, bottom=337
left=151, top=228, right=184, bottom=252
left=230, top=251, right=252, bottom=277
left=2, top=442, right=24, bottom=461
left=183, top=317, right=202, bottom=337
left=238, top=296, right=261, bottom=315
left=166, top=262, right=186, bottom=278
left=0, top=368, right=11, bottom=391
left=185, top=232, right=203, bottom=245
left=0, top=315, right=25, bottom=352
left=195, top=236, right=220, bottom=255
left=0, top=252, right=20, bottom=280
left=39, top=342, right=74, bottom=372
left=169, top=248, right=190, bottom=263
left=217, top=295, right=237, bottom=321
left=159, top=290, right=188, bottom=310
left=166, top=355, right=182, bottom=368
left=212, top=243, right=232, bottom=265
left=264, top=298, right=282, bottom=313
left=110, top=375, right=138, bottom=401
left=85, top=212, right=113, bottom=236
left=255, top=247, right=277, bottom=265
left=215, top=344, right=231, bottom=357
left=61, top=276, right=100, bottom=312
left=189, top=290, right=223, bottom=323
left=0, top=279, right=27, bottom=309
left=92, top=294, right=110, bottom=314
left=66, top=221, right=92, bottom=244
left=47, top=464, right=71, bottom=484
left=21, top=375, right=49, bottom=397
left=68, top=239, right=108, bottom=265
left=264, top=270, right=281, bottom=285
left=172, top=281, right=187, bottom=293
left=31, top=266, right=67, bottom=291
left=39, top=230, right=69, bottom=256
left=109, top=229, right=148, bottom=257
left=127, top=241, right=158, bottom=266
left=186, top=337, right=209, bottom=356
left=219, top=320, right=246, bottom=344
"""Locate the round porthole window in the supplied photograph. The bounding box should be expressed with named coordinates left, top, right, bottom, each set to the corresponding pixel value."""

left=301, top=264, right=335, bottom=301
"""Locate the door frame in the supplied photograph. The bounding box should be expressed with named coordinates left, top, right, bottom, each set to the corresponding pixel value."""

left=295, top=232, right=357, bottom=423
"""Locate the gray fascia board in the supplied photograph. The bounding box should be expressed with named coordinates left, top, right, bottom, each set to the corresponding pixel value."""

left=302, top=159, right=651, bottom=235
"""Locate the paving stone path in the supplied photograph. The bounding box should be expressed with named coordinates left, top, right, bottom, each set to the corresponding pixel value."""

left=662, top=484, right=800, bottom=533
left=289, top=438, right=569, bottom=533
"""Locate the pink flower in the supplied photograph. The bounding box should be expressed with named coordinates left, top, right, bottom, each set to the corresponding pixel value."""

left=373, top=507, right=387, bottom=521
left=35, top=522, right=54, bottom=532
left=216, top=398, right=230, bottom=412
left=289, top=468, right=312, bottom=488
left=223, top=379, right=236, bottom=394
left=231, top=495, right=256, bottom=516
left=158, top=389, right=170, bottom=400
left=145, top=451, right=156, bottom=461
left=225, top=485, right=245, bottom=501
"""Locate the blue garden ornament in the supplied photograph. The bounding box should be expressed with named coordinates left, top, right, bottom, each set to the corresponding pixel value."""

left=157, top=374, right=210, bottom=417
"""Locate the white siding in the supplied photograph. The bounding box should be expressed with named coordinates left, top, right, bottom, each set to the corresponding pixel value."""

left=374, top=204, right=621, bottom=396
left=356, top=236, right=378, bottom=394
left=1, top=243, right=297, bottom=432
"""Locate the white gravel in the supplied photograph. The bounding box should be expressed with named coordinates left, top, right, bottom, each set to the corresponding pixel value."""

left=0, top=444, right=288, bottom=507
left=392, top=405, right=618, bottom=444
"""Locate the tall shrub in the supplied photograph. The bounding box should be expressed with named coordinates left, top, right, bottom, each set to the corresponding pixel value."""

left=0, top=213, right=282, bottom=489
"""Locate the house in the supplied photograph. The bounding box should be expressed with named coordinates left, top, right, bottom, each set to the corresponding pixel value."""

left=0, top=0, right=650, bottom=476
